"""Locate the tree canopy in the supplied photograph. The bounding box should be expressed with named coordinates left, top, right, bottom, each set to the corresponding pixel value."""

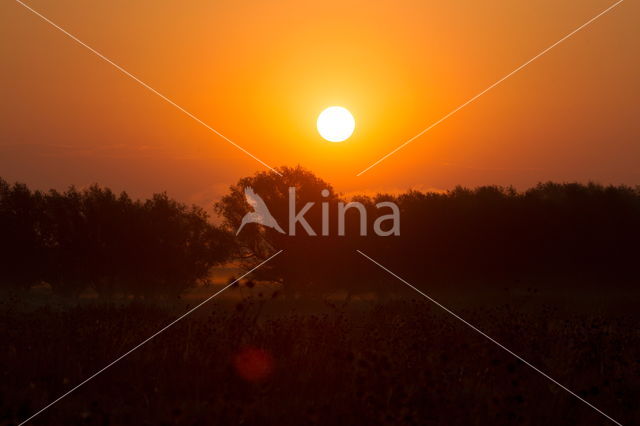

left=216, top=168, right=640, bottom=295
left=0, top=179, right=234, bottom=297
left=2, top=169, right=639, bottom=299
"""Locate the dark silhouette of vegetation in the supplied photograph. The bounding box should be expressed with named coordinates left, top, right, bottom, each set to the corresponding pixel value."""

left=2, top=300, right=638, bottom=425
left=217, top=167, right=640, bottom=296
left=0, top=179, right=234, bottom=298
left=371, top=181, right=640, bottom=288
left=3, top=169, right=639, bottom=298
left=216, top=166, right=356, bottom=296
left=2, top=170, right=639, bottom=424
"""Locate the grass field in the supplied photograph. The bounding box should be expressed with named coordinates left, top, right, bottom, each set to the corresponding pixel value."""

left=2, top=280, right=638, bottom=425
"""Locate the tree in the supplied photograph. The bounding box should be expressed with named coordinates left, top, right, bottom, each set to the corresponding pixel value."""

left=215, top=166, right=396, bottom=297
left=1, top=179, right=235, bottom=298
left=126, top=192, right=235, bottom=298
left=0, top=179, right=44, bottom=292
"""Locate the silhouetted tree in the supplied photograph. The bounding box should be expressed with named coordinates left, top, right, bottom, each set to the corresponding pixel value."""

left=0, top=180, right=235, bottom=298
left=366, top=182, right=640, bottom=289
left=215, top=166, right=399, bottom=297
left=0, top=179, right=45, bottom=292
left=217, top=170, right=640, bottom=296
left=2, top=173, right=639, bottom=300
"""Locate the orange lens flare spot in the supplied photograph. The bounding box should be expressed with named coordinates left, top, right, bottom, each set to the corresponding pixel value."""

left=233, top=346, right=274, bottom=382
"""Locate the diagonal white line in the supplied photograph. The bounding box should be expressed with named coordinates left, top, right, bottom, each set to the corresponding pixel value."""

left=13, top=0, right=282, bottom=176
left=356, top=249, right=623, bottom=426
left=356, top=0, right=624, bottom=177
left=18, top=249, right=284, bottom=425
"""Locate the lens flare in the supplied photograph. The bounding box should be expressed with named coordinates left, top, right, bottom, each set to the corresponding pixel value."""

left=233, top=346, right=274, bottom=382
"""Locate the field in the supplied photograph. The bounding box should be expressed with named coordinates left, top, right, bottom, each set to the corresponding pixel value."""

left=2, top=282, right=638, bottom=425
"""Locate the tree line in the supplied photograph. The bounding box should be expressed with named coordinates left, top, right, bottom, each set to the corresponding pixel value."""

left=218, top=167, right=640, bottom=296
left=0, top=179, right=233, bottom=298
left=2, top=167, right=639, bottom=299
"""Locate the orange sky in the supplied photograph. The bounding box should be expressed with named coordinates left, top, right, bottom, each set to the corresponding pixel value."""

left=1, top=0, right=638, bottom=209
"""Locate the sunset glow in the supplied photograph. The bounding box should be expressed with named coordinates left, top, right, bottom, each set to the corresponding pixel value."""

left=0, top=0, right=637, bottom=203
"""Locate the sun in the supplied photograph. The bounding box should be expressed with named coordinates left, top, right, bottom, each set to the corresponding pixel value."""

left=317, top=106, right=355, bottom=142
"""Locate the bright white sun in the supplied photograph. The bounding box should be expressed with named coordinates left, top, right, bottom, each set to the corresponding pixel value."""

left=317, top=106, right=355, bottom=142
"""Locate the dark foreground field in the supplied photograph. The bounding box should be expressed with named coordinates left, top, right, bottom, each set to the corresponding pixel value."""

left=2, top=287, right=639, bottom=426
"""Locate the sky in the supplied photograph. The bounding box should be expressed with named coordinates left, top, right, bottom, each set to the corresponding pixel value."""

left=1, top=0, right=638, bottom=210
